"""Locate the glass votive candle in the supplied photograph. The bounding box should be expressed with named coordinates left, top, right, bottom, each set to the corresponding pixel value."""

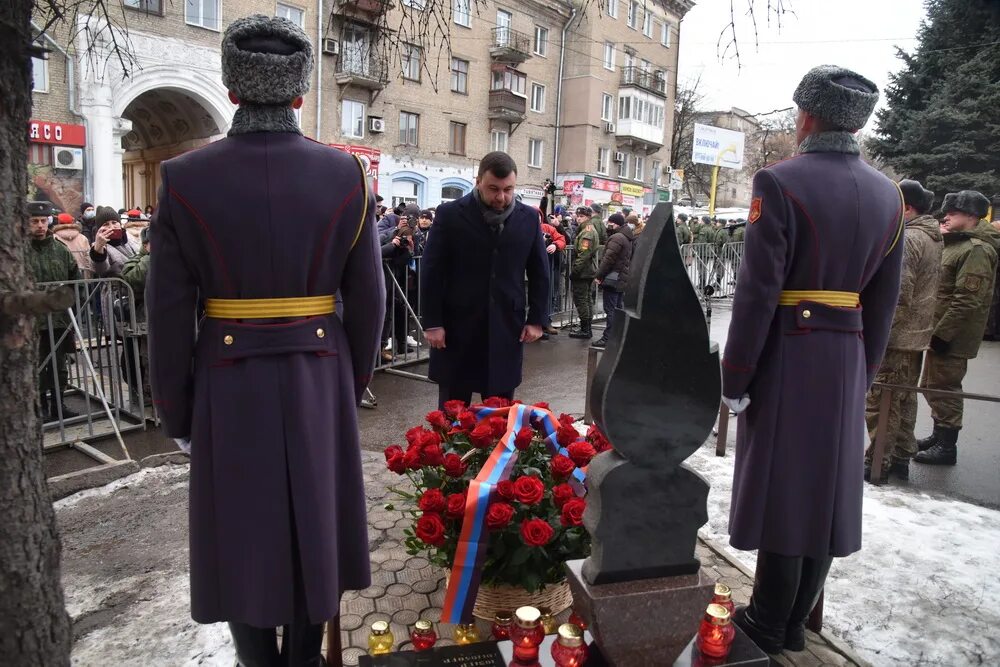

left=453, top=622, right=481, bottom=644
left=368, top=620, right=393, bottom=655
left=510, top=606, right=545, bottom=664
left=538, top=607, right=558, bottom=635
left=410, top=619, right=437, bottom=651
left=551, top=623, right=589, bottom=667
left=492, top=609, right=514, bottom=640
left=711, top=582, right=736, bottom=616
left=696, top=604, right=736, bottom=659
left=568, top=610, right=588, bottom=631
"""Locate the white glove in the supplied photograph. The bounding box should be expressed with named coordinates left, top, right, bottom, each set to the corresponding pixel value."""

left=173, top=437, right=192, bottom=454
left=722, top=395, right=751, bottom=414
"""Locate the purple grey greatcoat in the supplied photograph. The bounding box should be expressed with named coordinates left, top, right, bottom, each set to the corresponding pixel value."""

left=722, top=143, right=904, bottom=559
left=420, top=193, right=550, bottom=393
left=147, top=132, right=385, bottom=627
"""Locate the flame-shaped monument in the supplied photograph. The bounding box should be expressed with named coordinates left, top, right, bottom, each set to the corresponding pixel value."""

left=566, top=203, right=722, bottom=665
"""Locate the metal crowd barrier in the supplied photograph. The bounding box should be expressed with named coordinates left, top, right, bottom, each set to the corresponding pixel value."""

left=37, top=278, right=148, bottom=466
left=680, top=242, right=744, bottom=299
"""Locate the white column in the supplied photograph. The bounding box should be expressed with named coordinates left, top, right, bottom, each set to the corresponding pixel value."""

left=80, top=83, right=133, bottom=208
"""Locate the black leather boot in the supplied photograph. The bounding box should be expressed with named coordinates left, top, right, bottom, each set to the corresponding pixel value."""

left=733, top=551, right=802, bottom=655
left=916, top=423, right=943, bottom=452
left=889, top=458, right=910, bottom=480
left=569, top=320, right=592, bottom=339
left=914, top=427, right=958, bottom=465
left=280, top=620, right=325, bottom=666
left=592, top=332, right=609, bottom=348
left=229, top=622, right=280, bottom=667
left=784, top=555, right=833, bottom=651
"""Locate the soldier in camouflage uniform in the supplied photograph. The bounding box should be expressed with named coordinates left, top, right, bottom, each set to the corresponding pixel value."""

left=915, top=190, right=1000, bottom=465
left=864, top=180, right=942, bottom=482
left=569, top=206, right=600, bottom=339
left=27, top=201, right=82, bottom=420
left=675, top=212, right=692, bottom=246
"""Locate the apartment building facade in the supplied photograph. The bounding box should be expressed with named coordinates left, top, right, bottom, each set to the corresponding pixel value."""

left=28, top=0, right=690, bottom=215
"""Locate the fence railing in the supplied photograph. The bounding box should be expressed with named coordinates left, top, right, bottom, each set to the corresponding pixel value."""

left=679, top=242, right=744, bottom=299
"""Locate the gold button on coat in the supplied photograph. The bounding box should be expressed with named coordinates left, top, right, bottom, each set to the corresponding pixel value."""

left=223, top=334, right=234, bottom=345
left=316, top=328, right=326, bottom=339
left=802, top=309, right=812, bottom=319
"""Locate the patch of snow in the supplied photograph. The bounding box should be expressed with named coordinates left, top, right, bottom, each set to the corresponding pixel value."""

left=54, top=464, right=189, bottom=511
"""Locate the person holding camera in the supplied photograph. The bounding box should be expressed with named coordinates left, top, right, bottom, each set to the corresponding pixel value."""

left=539, top=212, right=566, bottom=336
left=380, top=205, right=418, bottom=360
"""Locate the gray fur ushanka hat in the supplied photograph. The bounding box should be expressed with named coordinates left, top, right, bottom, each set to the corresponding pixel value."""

left=898, top=179, right=935, bottom=214
left=942, top=191, right=990, bottom=218
left=222, top=14, right=313, bottom=105
left=792, top=65, right=879, bottom=131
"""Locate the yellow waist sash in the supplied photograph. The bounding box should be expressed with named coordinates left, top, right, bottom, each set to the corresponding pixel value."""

left=204, top=295, right=335, bottom=319
left=778, top=290, right=860, bottom=308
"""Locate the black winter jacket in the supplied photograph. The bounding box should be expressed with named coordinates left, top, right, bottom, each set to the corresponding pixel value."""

left=596, top=225, right=634, bottom=290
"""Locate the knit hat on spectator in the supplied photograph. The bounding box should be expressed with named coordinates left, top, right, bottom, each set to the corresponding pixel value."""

left=607, top=213, right=626, bottom=227
left=127, top=208, right=143, bottom=221
left=56, top=212, right=75, bottom=225
left=80, top=202, right=93, bottom=215
left=402, top=203, right=421, bottom=220
left=95, top=206, right=120, bottom=226
left=898, top=179, right=935, bottom=215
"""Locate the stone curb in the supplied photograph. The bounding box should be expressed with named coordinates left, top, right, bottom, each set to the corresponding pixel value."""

left=47, top=460, right=142, bottom=501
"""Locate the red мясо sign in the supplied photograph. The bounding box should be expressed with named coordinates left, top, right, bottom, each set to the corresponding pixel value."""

left=29, top=120, right=87, bottom=146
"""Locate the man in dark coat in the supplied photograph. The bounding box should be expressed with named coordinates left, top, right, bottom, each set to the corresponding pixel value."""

left=721, top=65, right=905, bottom=656
left=593, top=213, right=633, bottom=348
left=146, top=15, right=384, bottom=667
left=420, top=151, right=550, bottom=407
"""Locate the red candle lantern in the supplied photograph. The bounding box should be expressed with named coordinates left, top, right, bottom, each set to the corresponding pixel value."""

left=551, top=623, right=589, bottom=667
left=711, top=583, right=736, bottom=616
left=567, top=611, right=588, bottom=631
left=492, top=610, right=513, bottom=640
left=696, top=604, right=736, bottom=659
left=510, top=606, right=545, bottom=665
left=410, top=619, right=437, bottom=651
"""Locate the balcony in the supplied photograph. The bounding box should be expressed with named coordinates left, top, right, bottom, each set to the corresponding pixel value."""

left=336, top=0, right=390, bottom=15
left=620, top=66, right=667, bottom=97
left=490, top=27, right=532, bottom=64
left=488, top=89, right=527, bottom=123
left=335, top=56, right=389, bottom=90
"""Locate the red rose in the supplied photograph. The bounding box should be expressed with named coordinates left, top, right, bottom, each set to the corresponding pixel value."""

left=558, top=413, right=576, bottom=428
left=406, top=426, right=428, bottom=446
left=557, top=425, right=579, bottom=447
left=458, top=411, right=476, bottom=431
left=496, top=480, right=515, bottom=501
left=426, top=410, right=451, bottom=430
left=520, top=518, right=554, bottom=547
left=550, top=454, right=576, bottom=479
left=484, top=396, right=511, bottom=408
left=533, top=401, right=550, bottom=411
left=387, top=452, right=407, bottom=475
left=512, top=475, right=545, bottom=505
left=443, top=453, right=467, bottom=478
left=384, top=445, right=403, bottom=462
left=488, top=416, right=507, bottom=438
left=418, top=488, right=447, bottom=514
left=446, top=492, right=467, bottom=520
left=470, top=422, right=494, bottom=448
left=552, top=483, right=575, bottom=508
left=486, top=502, right=515, bottom=530
left=421, top=444, right=445, bottom=467
left=420, top=430, right=443, bottom=448
left=567, top=442, right=597, bottom=468
left=416, top=513, right=446, bottom=546
left=514, top=427, right=534, bottom=451
left=403, top=449, right=422, bottom=470
left=443, top=400, right=467, bottom=418
left=560, top=498, right=586, bottom=527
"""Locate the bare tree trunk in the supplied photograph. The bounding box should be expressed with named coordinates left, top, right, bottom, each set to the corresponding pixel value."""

left=0, top=0, right=73, bottom=664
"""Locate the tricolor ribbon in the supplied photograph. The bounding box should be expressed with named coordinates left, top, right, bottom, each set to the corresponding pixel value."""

left=440, top=403, right=587, bottom=624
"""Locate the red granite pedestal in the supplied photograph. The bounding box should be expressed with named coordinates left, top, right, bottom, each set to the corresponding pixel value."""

left=565, top=559, right=716, bottom=666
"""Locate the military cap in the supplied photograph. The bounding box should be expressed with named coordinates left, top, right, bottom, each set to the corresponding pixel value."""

left=591, top=203, right=604, bottom=215
left=793, top=65, right=879, bottom=131
left=941, top=191, right=990, bottom=218
left=575, top=206, right=592, bottom=216
left=677, top=212, right=689, bottom=221
left=701, top=215, right=711, bottom=224
left=27, top=201, right=51, bottom=218
left=898, top=180, right=935, bottom=215
left=222, top=15, right=313, bottom=105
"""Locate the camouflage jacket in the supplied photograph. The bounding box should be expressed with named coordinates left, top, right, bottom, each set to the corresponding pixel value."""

left=571, top=222, right=601, bottom=279
left=675, top=223, right=692, bottom=246
left=28, top=235, right=81, bottom=330
left=693, top=223, right=713, bottom=244
left=121, top=250, right=150, bottom=303
left=888, top=215, right=943, bottom=351
left=933, top=221, right=1000, bottom=358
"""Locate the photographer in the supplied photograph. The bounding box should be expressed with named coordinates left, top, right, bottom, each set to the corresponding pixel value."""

left=539, top=179, right=557, bottom=217
left=380, top=205, right=417, bottom=360
left=540, top=212, right=566, bottom=329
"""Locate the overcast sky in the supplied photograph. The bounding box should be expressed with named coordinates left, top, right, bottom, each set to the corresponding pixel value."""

left=678, top=0, right=929, bottom=129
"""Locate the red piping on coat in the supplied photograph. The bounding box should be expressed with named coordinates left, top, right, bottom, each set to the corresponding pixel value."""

left=169, top=187, right=236, bottom=294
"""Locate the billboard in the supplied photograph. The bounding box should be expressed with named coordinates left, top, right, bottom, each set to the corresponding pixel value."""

left=692, top=123, right=745, bottom=170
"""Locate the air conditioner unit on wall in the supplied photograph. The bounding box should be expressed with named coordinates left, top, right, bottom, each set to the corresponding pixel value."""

left=53, top=146, right=83, bottom=170
left=613, top=151, right=625, bottom=163
left=322, top=38, right=339, bottom=56
left=369, top=117, right=385, bottom=133
left=605, top=122, right=616, bottom=133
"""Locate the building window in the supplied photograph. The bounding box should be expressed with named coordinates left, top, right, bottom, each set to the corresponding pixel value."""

left=450, top=58, right=468, bottom=94
left=392, top=180, right=421, bottom=208
left=401, top=43, right=421, bottom=81
left=617, top=153, right=628, bottom=179
left=185, top=0, right=220, bottom=30
left=399, top=111, right=419, bottom=146
left=528, top=139, right=543, bottom=168
left=454, top=0, right=470, bottom=27
left=276, top=3, right=304, bottom=27
left=442, top=185, right=466, bottom=201
left=642, top=10, right=653, bottom=38
left=597, top=148, right=610, bottom=175
left=633, top=156, right=644, bottom=181
left=32, top=51, right=48, bottom=93
left=497, top=9, right=512, bottom=29
left=618, top=96, right=630, bottom=120
left=603, top=42, right=615, bottom=70
left=490, top=129, right=509, bottom=153
left=652, top=159, right=661, bottom=186
left=627, top=1, right=639, bottom=29
left=492, top=67, right=526, bottom=96
left=533, top=26, right=549, bottom=56
left=124, top=0, right=164, bottom=14
left=661, top=22, right=672, bottom=47
left=402, top=0, right=425, bottom=9
left=341, top=100, right=365, bottom=138
left=449, top=122, right=466, bottom=155
left=530, top=83, right=546, bottom=113
left=607, top=0, right=618, bottom=19
left=601, top=93, right=614, bottom=122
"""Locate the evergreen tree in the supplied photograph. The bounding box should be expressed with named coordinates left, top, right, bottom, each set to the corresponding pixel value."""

left=870, top=0, right=1000, bottom=204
